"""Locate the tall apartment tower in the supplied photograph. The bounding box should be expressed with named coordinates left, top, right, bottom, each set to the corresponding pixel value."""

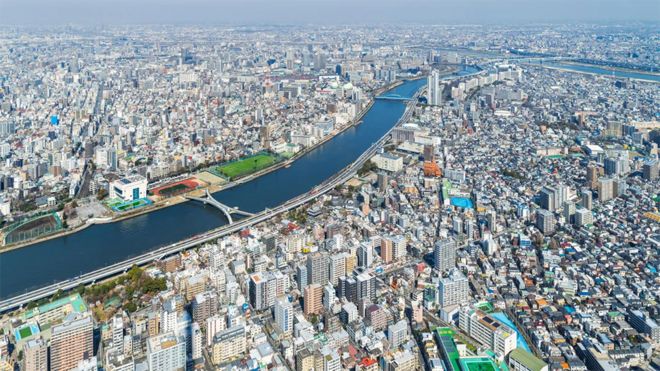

left=434, top=238, right=457, bottom=273
left=304, top=284, right=323, bottom=315
left=49, top=315, right=94, bottom=371
left=427, top=70, right=442, bottom=106
left=23, top=338, right=47, bottom=371
left=306, top=252, right=328, bottom=286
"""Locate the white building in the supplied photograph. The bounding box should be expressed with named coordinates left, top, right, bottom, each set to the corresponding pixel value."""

left=146, top=333, right=186, bottom=371
left=371, top=153, right=403, bottom=172
left=439, top=268, right=469, bottom=307
left=109, top=174, right=147, bottom=201
left=459, top=309, right=517, bottom=359
left=427, top=70, right=442, bottom=106
left=274, top=297, right=293, bottom=334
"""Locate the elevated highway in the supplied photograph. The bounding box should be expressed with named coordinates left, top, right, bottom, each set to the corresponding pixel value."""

left=0, top=78, right=443, bottom=313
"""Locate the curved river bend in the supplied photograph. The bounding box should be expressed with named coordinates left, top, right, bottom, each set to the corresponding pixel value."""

left=0, top=71, right=474, bottom=300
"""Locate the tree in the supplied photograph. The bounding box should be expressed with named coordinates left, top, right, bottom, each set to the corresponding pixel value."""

left=358, top=160, right=377, bottom=176
left=97, top=189, right=108, bottom=201
left=125, top=301, right=138, bottom=313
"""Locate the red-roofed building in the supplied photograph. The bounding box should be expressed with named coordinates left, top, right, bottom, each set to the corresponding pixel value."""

left=358, top=357, right=379, bottom=371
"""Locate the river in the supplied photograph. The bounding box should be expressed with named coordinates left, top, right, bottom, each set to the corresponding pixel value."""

left=0, top=76, right=446, bottom=300
left=537, top=62, right=660, bottom=83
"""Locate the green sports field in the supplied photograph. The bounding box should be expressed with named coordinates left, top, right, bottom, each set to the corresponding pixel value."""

left=215, top=154, right=278, bottom=179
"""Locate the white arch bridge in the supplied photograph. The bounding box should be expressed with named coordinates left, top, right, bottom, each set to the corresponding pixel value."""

left=186, top=189, right=255, bottom=224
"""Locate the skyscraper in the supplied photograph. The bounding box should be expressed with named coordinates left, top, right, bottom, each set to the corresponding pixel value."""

left=50, top=314, right=94, bottom=371
left=427, top=70, right=442, bottom=106
left=434, top=238, right=457, bottom=273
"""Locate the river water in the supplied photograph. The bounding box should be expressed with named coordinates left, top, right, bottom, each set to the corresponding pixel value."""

left=0, top=77, right=435, bottom=300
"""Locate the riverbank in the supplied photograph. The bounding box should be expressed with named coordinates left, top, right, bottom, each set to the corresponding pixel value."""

left=528, top=61, right=660, bottom=83
left=0, top=79, right=408, bottom=254
left=0, top=77, right=428, bottom=307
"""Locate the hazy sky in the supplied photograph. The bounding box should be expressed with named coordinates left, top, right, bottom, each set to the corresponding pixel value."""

left=1, top=0, right=659, bottom=25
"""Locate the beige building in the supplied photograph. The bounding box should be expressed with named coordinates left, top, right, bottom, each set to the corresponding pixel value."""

left=304, top=284, right=323, bottom=315
left=212, top=325, right=246, bottom=365
left=22, top=338, right=47, bottom=371
left=49, top=314, right=93, bottom=371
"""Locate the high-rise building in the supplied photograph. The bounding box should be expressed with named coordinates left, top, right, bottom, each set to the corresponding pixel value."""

left=580, top=188, right=593, bottom=210
left=604, top=157, right=624, bottom=176
left=562, top=201, right=575, bottom=224
left=211, top=326, right=246, bottom=365
left=328, top=253, right=346, bottom=286
left=306, top=252, right=328, bottom=286
left=192, top=291, right=218, bottom=326
left=627, top=310, right=660, bottom=343
left=598, top=177, right=614, bottom=202
left=439, top=268, right=469, bottom=307
left=539, top=186, right=561, bottom=211
left=574, top=208, right=593, bottom=227
left=50, top=314, right=94, bottom=371
left=304, top=284, right=323, bottom=315
left=356, top=271, right=377, bottom=303
left=357, top=242, right=374, bottom=268
left=323, top=284, right=335, bottom=310
left=248, top=271, right=287, bottom=311
left=427, top=70, right=442, bottom=106
left=191, top=322, right=203, bottom=360
left=160, top=299, right=177, bottom=334
left=391, top=235, right=407, bottom=260
left=206, top=314, right=226, bottom=347
left=586, top=164, right=599, bottom=189
left=274, top=297, right=293, bottom=334
left=434, top=239, right=457, bottom=273
left=22, top=338, right=47, bottom=371
left=536, top=210, right=555, bottom=235
left=147, top=332, right=186, bottom=371
left=613, top=178, right=627, bottom=196
left=338, top=276, right=356, bottom=302
left=296, top=265, right=308, bottom=291
left=387, top=320, right=408, bottom=349
left=111, top=314, right=124, bottom=349
left=380, top=237, right=393, bottom=263
left=643, top=160, right=659, bottom=181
